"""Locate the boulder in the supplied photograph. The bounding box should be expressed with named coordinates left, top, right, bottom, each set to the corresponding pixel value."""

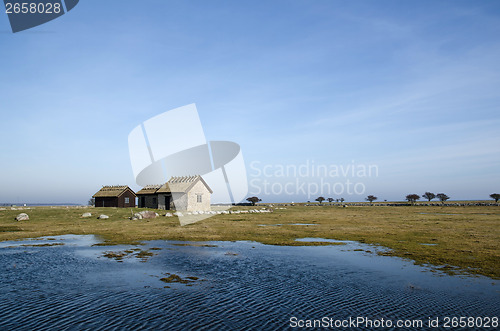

left=137, top=211, right=158, bottom=219
left=15, top=213, right=29, bottom=221
left=82, top=212, right=92, bottom=218
left=165, top=213, right=173, bottom=217
left=173, top=212, right=183, bottom=217
left=133, top=213, right=143, bottom=220
left=98, top=214, right=109, bottom=219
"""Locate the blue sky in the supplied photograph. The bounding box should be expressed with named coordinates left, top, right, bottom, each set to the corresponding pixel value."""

left=1, top=0, right=499, bottom=203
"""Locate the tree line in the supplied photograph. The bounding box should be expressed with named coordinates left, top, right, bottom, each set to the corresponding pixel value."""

left=246, top=193, right=500, bottom=205
left=364, top=192, right=500, bottom=205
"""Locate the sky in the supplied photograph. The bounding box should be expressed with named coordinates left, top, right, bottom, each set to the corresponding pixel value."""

left=1, top=0, right=499, bottom=204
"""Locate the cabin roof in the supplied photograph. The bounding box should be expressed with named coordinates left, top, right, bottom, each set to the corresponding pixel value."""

left=93, top=185, right=136, bottom=198
left=139, top=175, right=213, bottom=195
left=158, top=175, right=213, bottom=194
left=136, top=184, right=162, bottom=195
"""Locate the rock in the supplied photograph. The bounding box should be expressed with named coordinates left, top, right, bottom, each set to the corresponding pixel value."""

left=15, top=213, right=29, bottom=221
left=165, top=213, right=173, bottom=217
left=133, top=213, right=143, bottom=220
left=131, top=216, right=139, bottom=220
left=82, top=212, right=92, bottom=218
left=98, top=214, right=109, bottom=219
left=137, top=211, right=158, bottom=219
left=173, top=212, right=183, bottom=217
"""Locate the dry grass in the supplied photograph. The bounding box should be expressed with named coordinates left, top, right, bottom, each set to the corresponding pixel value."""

left=0, top=204, right=498, bottom=278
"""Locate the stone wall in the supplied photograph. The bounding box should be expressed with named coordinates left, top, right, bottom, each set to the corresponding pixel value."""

left=185, top=180, right=211, bottom=211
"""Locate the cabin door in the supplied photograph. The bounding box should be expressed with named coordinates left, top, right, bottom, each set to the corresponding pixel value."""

left=140, top=197, right=145, bottom=208
left=165, top=195, right=171, bottom=210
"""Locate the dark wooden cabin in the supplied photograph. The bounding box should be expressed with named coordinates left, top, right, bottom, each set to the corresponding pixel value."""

left=92, top=185, right=137, bottom=208
left=136, top=184, right=162, bottom=209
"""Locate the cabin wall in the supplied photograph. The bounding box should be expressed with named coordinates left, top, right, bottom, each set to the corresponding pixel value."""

left=157, top=193, right=174, bottom=210
left=185, top=181, right=211, bottom=211
left=118, top=190, right=137, bottom=208
left=137, top=195, right=158, bottom=209
left=172, top=193, right=188, bottom=211
left=95, top=197, right=118, bottom=207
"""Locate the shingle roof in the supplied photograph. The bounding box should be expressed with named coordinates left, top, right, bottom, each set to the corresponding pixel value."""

left=93, top=185, right=136, bottom=198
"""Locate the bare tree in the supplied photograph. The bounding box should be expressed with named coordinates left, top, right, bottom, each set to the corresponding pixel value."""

left=88, top=198, right=95, bottom=206
left=365, top=195, right=377, bottom=205
left=315, top=197, right=325, bottom=204
left=490, top=193, right=500, bottom=204
left=406, top=194, right=420, bottom=205
left=246, top=197, right=262, bottom=206
left=422, top=192, right=436, bottom=202
left=436, top=193, right=450, bottom=204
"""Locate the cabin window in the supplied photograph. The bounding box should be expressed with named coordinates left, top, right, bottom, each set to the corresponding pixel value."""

left=124, top=197, right=130, bottom=204
left=197, top=194, right=202, bottom=203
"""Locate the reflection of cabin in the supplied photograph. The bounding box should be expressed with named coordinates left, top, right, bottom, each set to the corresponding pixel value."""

left=137, top=175, right=212, bottom=211
left=92, top=186, right=136, bottom=208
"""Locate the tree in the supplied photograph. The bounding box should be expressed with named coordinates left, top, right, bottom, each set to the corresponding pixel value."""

left=340, top=198, right=345, bottom=204
left=436, top=193, right=450, bottom=204
left=315, top=197, right=325, bottom=204
left=246, top=197, right=262, bottom=206
left=422, top=192, right=436, bottom=202
left=327, top=198, right=334, bottom=204
left=490, top=193, right=500, bottom=203
left=406, top=194, right=420, bottom=205
left=88, top=198, right=95, bottom=206
left=365, top=195, right=377, bottom=204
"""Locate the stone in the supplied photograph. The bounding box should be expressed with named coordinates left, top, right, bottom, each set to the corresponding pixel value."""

left=82, top=212, right=92, bottom=218
left=165, top=213, right=173, bottom=217
left=173, top=212, right=183, bottom=217
left=133, top=213, right=143, bottom=220
left=98, top=214, right=109, bottom=219
left=137, top=211, right=157, bottom=219
left=15, top=213, right=29, bottom=221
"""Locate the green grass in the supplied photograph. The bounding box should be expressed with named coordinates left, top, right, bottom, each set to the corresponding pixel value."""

left=0, top=204, right=499, bottom=278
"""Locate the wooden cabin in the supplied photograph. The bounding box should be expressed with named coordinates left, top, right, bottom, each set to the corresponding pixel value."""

left=92, top=185, right=137, bottom=208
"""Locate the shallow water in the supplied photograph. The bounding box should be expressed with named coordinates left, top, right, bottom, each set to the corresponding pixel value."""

left=0, top=235, right=498, bottom=330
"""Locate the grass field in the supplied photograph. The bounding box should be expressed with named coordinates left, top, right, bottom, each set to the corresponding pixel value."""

left=0, top=204, right=499, bottom=279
